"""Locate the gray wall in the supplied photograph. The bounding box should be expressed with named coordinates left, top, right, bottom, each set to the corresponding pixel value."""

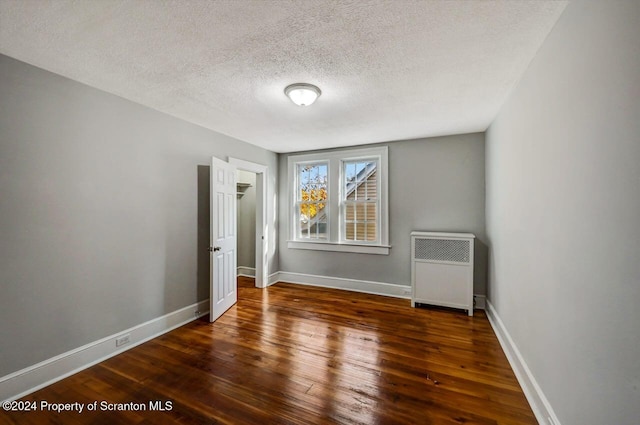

left=237, top=170, right=256, bottom=269
left=278, top=133, right=487, bottom=293
left=0, top=54, right=278, bottom=377
left=485, top=1, right=640, bottom=424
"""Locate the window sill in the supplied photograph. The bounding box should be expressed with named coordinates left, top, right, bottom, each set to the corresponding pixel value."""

left=287, top=240, right=391, bottom=255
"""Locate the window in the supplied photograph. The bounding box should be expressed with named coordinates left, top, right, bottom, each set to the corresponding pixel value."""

left=296, top=162, right=328, bottom=240
left=288, top=146, right=389, bottom=255
left=343, top=159, right=378, bottom=243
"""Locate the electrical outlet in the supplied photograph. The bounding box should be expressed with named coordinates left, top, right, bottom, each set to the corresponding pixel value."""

left=402, top=289, right=411, bottom=295
left=115, top=334, right=130, bottom=347
left=195, top=310, right=200, bottom=317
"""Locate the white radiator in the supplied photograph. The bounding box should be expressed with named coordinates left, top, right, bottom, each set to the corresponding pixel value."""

left=411, top=232, right=475, bottom=316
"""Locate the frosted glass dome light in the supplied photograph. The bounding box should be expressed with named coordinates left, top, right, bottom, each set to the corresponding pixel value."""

left=285, top=83, right=321, bottom=106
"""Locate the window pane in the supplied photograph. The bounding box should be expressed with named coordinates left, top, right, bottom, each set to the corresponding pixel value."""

left=345, top=203, right=355, bottom=221
left=355, top=222, right=365, bottom=240
left=366, top=222, right=377, bottom=241
left=298, top=203, right=310, bottom=238
left=365, top=202, right=377, bottom=220
left=346, top=222, right=354, bottom=240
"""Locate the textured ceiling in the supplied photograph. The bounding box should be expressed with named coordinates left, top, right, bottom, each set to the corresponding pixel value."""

left=0, top=0, right=567, bottom=153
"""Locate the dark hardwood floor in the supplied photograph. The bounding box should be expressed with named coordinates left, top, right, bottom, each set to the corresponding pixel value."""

left=0, top=277, right=535, bottom=424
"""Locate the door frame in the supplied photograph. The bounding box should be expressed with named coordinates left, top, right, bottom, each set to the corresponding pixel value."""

left=228, top=157, right=269, bottom=288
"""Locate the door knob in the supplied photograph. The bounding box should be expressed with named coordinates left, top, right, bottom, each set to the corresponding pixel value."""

left=207, top=246, right=222, bottom=252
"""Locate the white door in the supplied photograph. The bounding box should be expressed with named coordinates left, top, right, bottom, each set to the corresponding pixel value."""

left=210, top=157, right=237, bottom=322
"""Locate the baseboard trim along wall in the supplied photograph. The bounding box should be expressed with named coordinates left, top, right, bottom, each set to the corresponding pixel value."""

left=270, top=271, right=487, bottom=309
left=237, top=266, right=256, bottom=277
left=485, top=301, right=561, bottom=425
left=268, top=272, right=280, bottom=286
left=0, top=299, right=210, bottom=403
left=271, top=271, right=411, bottom=298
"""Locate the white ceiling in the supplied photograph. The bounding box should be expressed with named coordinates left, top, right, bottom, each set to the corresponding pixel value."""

left=0, top=0, right=567, bottom=153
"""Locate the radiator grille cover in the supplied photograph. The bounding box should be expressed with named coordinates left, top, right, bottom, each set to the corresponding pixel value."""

left=414, top=238, right=470, bottom=263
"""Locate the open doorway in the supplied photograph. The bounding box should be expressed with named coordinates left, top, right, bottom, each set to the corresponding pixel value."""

left=229, top=157, right=268, bottom=288
left=237, top=170, right=257, bottom=280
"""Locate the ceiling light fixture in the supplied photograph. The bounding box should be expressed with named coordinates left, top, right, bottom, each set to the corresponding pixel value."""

left=284, top=83, right=321, bottom=106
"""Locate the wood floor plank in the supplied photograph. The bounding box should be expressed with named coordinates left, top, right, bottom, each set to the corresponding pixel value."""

left=0, top=277, right=535, bottom=424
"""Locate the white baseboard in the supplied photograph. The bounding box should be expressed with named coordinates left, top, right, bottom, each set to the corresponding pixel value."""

left=0, top=299, right=210, bottom=403
left=485, top=301, right=560, bottom=425
left=271, top=271, right=488, bottom=308
left=268, top=272, right=280, bottom=286
left=237, top=266, right=256, bottom=277
left=272, top=271, right=411, bottom=299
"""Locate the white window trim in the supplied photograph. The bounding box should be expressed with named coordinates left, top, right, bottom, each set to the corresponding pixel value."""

left=287, top=146, right=390, bottom=255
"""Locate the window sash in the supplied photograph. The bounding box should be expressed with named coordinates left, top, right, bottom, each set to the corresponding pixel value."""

left=342, top=200, right=379, bottom=242
left=294, top=161, right=329, bottom=240
left=296, top=201, right=328, bottom=240
left=340, top=158, right=380, bottom=244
